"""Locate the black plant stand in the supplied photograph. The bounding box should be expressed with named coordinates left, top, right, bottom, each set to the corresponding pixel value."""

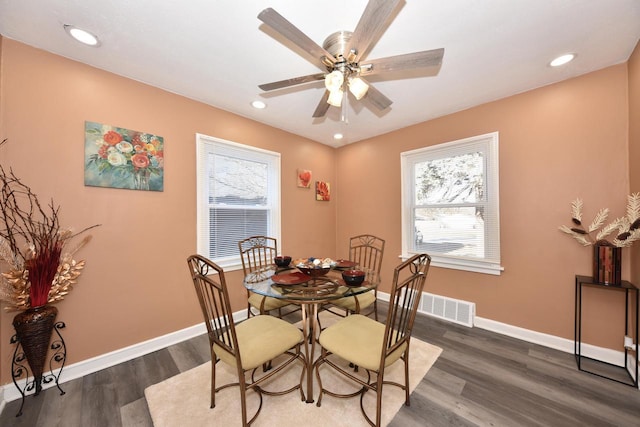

left=574, top=275, right=639, bottom=387
left=10, top=321, right=67, bottom=417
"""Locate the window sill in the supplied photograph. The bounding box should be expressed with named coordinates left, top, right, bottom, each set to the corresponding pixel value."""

left=212, top=259, right=243, bottom=272
left=401, top=254, right=503, bottom=275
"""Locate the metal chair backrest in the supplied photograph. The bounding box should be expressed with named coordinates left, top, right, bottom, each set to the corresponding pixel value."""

left=186, top=255, right=239, bottom=363
left=238, top=235, right=278, bottom=275
left=380, top=253, right=431, bottom=369
left=349, top=234, right=385, bottom=275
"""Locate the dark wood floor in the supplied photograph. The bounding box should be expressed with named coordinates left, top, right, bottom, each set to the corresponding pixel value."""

left=2, top=302, right=640, bottom=426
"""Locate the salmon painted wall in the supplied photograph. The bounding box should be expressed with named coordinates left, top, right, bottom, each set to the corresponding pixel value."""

left=0, top=36, right=637, bottom=387
left=629, top=41, right=640, bottom=353
left=629, top=41, right=640, bottom=286
left=0, top=39, right=336, bottom=385
left=337, top=64, right=631, bottom=350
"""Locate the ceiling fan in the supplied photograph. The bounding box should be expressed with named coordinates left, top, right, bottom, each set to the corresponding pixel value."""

left=257, top=0, right=444, bottom=118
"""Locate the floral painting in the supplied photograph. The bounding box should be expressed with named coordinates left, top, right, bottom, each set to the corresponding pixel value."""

left=84, top=121, right=164, bottom=191
left=297, top=169, right=312, bottom=188
left=316, top=181, right=330, bottom=201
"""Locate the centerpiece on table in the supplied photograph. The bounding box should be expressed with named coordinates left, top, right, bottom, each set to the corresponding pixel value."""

left=0, top=139, right=99, bottom=395
left=294, top=257, right=335, bottom=277
left=559, top=193, right=640, bottom=284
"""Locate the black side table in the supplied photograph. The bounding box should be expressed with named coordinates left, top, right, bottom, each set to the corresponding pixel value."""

left=574, top=275, right=638, bottom=387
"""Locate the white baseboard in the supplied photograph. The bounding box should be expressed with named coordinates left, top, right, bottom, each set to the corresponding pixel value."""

left=1, top=310, right=247, bottom=404
left=474, top=316, right=574, bottom=354
left=377, top=291, right=625, bottom=363
left=474, top=316, right=638, bottom=379
left=386, top=289, right=637, bottom=385
left=377, top=291, right=390, bottom=302
left=2, top=299, right=636, bottom=407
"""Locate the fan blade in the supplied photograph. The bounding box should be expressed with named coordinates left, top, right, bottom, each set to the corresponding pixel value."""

left=360, top=48, right=444, bottom=76
left=364, top=82, right=393, bottom=111
left=345, top=0, right=402, bottom=63
left=312, top=91, right=331, bottom=117
left=259, top=73, right=326, bottom=91
left=258, top=8, right=336, bottom=68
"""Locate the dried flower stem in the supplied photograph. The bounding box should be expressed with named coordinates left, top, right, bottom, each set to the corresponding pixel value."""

left=560, top=194, right=640, bottom=248
left=0, top=139, right=100, bottom=310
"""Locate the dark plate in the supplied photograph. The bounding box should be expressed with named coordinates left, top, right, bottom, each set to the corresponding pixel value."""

left=335, top=259, right=357, bottom=269
left=271, top=272, right=311, bottom=285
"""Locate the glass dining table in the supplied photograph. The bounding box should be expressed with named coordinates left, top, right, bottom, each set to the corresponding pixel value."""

left=243, top=263, right=380, bottom=403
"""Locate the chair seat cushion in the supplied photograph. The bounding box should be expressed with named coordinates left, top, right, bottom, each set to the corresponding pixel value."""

left=248, top=291, right=290, bottom=312
left=214, top=315, right=303, bottom=370
left=331, top=291, right=376, bottom=312
left=319, top=314, right=407, bottom=371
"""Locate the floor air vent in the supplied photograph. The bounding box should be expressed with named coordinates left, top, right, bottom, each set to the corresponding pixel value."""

left=419, top=292, right=475, bottom=327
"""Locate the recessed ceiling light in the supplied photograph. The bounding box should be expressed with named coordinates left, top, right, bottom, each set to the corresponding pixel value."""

left=251, top=100, right=266, bottom=109
left=333, top=133, right=343, bottom=140
left=550, top=53, right=576, bottom=67
left=64, top=25, right=100, bottom=46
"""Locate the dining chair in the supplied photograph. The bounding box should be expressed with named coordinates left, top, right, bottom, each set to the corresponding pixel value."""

left=238, top=235, right=294, bottom=318
left=186, top=254, right=306, bottom=427
left=313, top=253, right=431, bottom=427
left=329, top=234, right=385, bottom=320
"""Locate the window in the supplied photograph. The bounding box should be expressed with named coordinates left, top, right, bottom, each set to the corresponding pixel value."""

left=401, top=132, right=502, bottom=275
left=196, top=134, right=280, bottom=270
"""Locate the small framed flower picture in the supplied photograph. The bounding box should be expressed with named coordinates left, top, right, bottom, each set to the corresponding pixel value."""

left=316, top=181, right=330, bottom=201
left=84, top=121, right=164, bottom=191
left=297, top=169, right=312, bottom=188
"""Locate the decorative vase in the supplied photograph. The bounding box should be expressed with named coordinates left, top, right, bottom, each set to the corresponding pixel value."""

left=12, top=305, right=58, bottom=395
left=592, top=243, right=622, bottom=285
left=133, top=168, right=150, bottom=190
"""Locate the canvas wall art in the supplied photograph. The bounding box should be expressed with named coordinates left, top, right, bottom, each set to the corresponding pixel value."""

left=316, top=181, right=330, bottom=201
left=84, top=121, right=164, bottom=191
left=297, top=169, right=312, bottom=188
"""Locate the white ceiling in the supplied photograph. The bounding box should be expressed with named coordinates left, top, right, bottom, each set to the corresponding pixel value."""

left=1, top=1, right=639, bottom=147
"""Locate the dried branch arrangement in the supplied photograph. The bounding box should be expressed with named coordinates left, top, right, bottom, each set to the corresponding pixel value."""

left=0, top=139, right=99, bottom=311
left=559, top=193, right=640, bottom=247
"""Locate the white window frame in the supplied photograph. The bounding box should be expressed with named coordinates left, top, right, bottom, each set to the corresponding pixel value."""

left=196, top=133, right=281, bottom=271
left=400, top=132, right=503, bottom=275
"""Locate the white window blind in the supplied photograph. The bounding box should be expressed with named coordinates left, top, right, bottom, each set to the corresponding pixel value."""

left=401, top=132, right=502, bottom=275
left=196, top=134, right=281, bottom=270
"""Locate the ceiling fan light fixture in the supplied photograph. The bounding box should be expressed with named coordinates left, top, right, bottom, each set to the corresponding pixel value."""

left=257, top=4, right=444, bottom=120
left=348, top=77, right=369, bottom=100
left=327, top=88, right=343, bottom=107
left=324, top=70, right=344, bottom=92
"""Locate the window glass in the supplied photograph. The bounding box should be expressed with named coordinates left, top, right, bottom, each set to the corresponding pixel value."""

left=196, top=134, right=280, bottom=270
left=401, top=132, right=502, bottom=275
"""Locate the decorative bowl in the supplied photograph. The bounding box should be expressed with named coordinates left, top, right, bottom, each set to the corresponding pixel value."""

left=342, top=269, right=366, bottom=286
left=274, top=256, right=292, bottom=267
left=297, top=264, right=331, bottom=277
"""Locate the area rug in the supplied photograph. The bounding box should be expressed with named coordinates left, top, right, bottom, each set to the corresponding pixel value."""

left=145, top=323, right=441, bottom=427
